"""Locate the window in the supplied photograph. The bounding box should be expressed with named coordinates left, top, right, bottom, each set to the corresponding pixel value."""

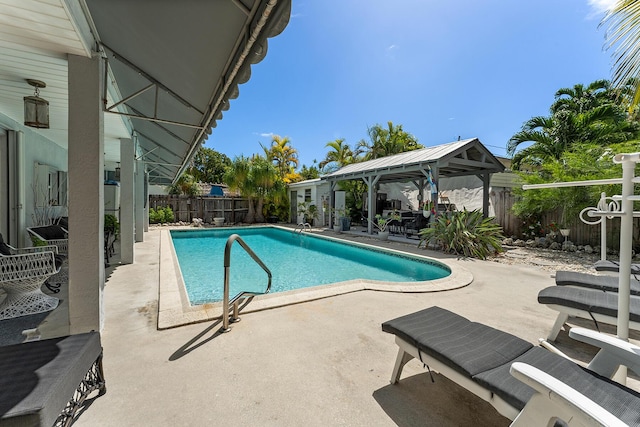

left=304, top=189, right=311, bottom=202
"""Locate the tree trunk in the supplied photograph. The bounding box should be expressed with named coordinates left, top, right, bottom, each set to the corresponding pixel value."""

left=245, top=197, right=256, bottom=223
left=255, top=197, right=265, bottom=223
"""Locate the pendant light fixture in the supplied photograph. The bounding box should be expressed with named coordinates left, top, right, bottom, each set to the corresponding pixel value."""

left=24, top=79, right=49, bottom=129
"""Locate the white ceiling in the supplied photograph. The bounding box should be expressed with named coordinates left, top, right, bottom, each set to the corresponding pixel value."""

left=0, top=0, right=132, bottom=167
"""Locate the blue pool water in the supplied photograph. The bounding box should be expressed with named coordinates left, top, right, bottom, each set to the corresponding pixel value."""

left=170, top=227, right=451, bottom=305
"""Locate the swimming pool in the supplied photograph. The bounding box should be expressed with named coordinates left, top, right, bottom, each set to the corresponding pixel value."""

left=170, top=226, right=451, bottom=305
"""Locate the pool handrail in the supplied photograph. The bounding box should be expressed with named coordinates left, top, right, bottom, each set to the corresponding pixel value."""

left=293, top=223, right=312, bottom=234
left=220, top=233, right=272, bottom=332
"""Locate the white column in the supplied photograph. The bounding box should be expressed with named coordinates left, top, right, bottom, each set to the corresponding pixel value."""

left=68, top=54, right=104, bottom=333
left=134, top=160, right=144, bottom=242
left=119, top=138, right=134, bottom=264
left=144, top=172, right=149, bottom=232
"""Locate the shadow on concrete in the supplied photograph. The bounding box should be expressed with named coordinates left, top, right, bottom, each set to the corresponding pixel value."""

left=372, top=372, right=509, bottom=426
left=169, top=319, right=224, bottom=361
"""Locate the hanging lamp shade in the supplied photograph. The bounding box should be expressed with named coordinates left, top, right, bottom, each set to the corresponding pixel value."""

left=24, top=79, right=49, bottom=129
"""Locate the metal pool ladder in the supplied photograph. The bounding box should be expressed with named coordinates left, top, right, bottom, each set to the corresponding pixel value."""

left=220, top=234, right=272, bottom=333
left=293, top=222, right=311, bottom=234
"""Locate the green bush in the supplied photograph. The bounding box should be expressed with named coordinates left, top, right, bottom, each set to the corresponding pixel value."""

left=162, top=206, right=174, bottom=223
left=149, top=206, right=175, bottom=224
left=149, top=207, right=160, bottom=224
left=104, top=214, right=120, bottom=237
left=418, top=209, right=504, bottom=260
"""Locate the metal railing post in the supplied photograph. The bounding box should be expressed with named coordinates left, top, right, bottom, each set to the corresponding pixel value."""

left=220, top=233, right=272, bottom=333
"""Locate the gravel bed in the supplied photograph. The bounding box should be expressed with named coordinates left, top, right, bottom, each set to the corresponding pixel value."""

left=489, top=246, right=603, bottom=274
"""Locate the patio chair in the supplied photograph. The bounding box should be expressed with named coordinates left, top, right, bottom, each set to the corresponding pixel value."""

left=404, top=213, right=429, bottom=238
left=26, top=224, right=68, bottom=255
left=554, top=270, right=640, bottom=295
left=0, top=241, right=61, bottom=319
left=382, top=306, right=640, bottom=426
left=537, top=285, right=640, bottom=341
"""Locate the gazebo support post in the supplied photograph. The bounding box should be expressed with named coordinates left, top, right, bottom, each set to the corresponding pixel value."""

left=329, top=181, right=336, bottom=227
left=482, top=173, right=490, bottom=217
left=363, top=175, right=380, bottom=234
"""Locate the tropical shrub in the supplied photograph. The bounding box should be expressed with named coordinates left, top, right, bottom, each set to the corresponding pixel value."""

left=418, top=209, right=504, bottom=259
left=162, top=206, right=175, bottom=223
left=104, top=214, right=120, bottom=237
left=149, top=206, right=174, bottom=224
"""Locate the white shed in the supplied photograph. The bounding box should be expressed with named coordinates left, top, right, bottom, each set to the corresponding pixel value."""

left=288, top=179, right=331, bottom=225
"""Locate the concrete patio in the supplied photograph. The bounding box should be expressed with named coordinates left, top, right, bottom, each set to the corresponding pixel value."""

left=71, top=227, right=639, bottom=426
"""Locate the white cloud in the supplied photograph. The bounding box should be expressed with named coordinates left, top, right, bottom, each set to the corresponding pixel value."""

left=587, top=0, right=617, bottom=18
left=260, top=132, right=275, bottom=138
left=387, top=44, right=398, bottom=51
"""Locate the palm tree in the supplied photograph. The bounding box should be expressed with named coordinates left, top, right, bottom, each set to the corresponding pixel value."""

left=319, top=138, right=354, bottom=171
left=551, top=80, right=612, bottom=114
left=508, top=80, right=639, bottom=170
left=262, top=135, right=298, bottom=177
left=602, top=1, right=640, bottom=110
left=356, top=121, right=422, bottom=160
left=223, top=157, right=257, bottom=223
left=250, top=156, right=282, bottom=223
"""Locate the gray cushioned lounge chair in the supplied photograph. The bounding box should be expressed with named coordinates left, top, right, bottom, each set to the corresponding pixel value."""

left=594, top=259, right=640, bottom=276
left=555, top=270, right=640, bottom=295
left=0, top=332, right=106, bottom=426
left=382, top=306, right=640, bottom=426
left=538, top=286, right=640, bottom=341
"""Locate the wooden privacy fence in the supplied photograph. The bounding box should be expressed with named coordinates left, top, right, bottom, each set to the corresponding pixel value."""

left=149, top=196, right=249, bottom=224
left=491, top=189, right=640, bottom=249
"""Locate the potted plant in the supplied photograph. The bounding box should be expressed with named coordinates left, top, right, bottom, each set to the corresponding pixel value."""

left=331, top=208, right=345, bottom=232
left=422, top=200, right=435, bottom=219
left=373, top=213, right=400, bottom=240
left=298, top=202, right=319, bottom=225
left=306, top=204, right=319, bottom=226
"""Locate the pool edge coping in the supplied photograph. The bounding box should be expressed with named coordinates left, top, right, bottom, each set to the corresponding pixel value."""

left=157, top=226, right=473, bottom=330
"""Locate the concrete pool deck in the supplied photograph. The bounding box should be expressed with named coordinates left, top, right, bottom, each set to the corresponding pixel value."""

left=71, top=226, right=640, bottom=426
left=158, top=225, right=473, bottom=329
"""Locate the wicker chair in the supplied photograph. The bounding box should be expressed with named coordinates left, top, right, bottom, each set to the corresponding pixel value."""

left=26, top=224, right=69, bottom=256
left=0, top=235, right=61, bottom=320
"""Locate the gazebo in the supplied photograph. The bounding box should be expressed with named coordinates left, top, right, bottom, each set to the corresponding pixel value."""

left=321, top=138, right=505, bottom=234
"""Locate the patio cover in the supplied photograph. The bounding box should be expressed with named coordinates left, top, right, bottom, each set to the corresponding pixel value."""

left=85, top=0, right=291, bottom=185
left=321, top=138, right=505, bottom=233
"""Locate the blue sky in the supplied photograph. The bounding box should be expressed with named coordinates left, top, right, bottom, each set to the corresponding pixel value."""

left=205, top=0, right=618, bottom=168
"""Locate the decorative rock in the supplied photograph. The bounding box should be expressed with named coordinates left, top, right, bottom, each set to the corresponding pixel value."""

left=584, top=245, right=593, bottom=254
left=549, top=242, right=561, bottom=250
left=503, top=237, right=514, bottom=246
left=514, top=239, right=526, bottom=247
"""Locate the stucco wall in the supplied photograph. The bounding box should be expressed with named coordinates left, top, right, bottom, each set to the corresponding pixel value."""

left=0, top=113, right=68, bottom=234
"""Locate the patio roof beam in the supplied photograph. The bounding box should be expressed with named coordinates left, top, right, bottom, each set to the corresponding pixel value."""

left=231, top=0, right=251, bottom=16
left=135, top=131, right=184, bottom=162
left=101, top=43, right=205, bottom=115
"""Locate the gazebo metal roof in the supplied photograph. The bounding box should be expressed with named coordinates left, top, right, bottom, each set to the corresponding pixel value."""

left=321, top=138, right=505, bottom=184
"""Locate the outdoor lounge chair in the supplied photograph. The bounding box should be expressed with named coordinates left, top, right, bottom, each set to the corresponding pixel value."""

left=27, top=224, right=69, bottom=256
left=555, top=270, right=640, bottom=295
left=382, top=306, right=640, bottom=426
left=593, top=259, right=640, bottom=276
left=0, top=332, right=106, bottom=426
left=538, top=286, right=640, bottom=341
